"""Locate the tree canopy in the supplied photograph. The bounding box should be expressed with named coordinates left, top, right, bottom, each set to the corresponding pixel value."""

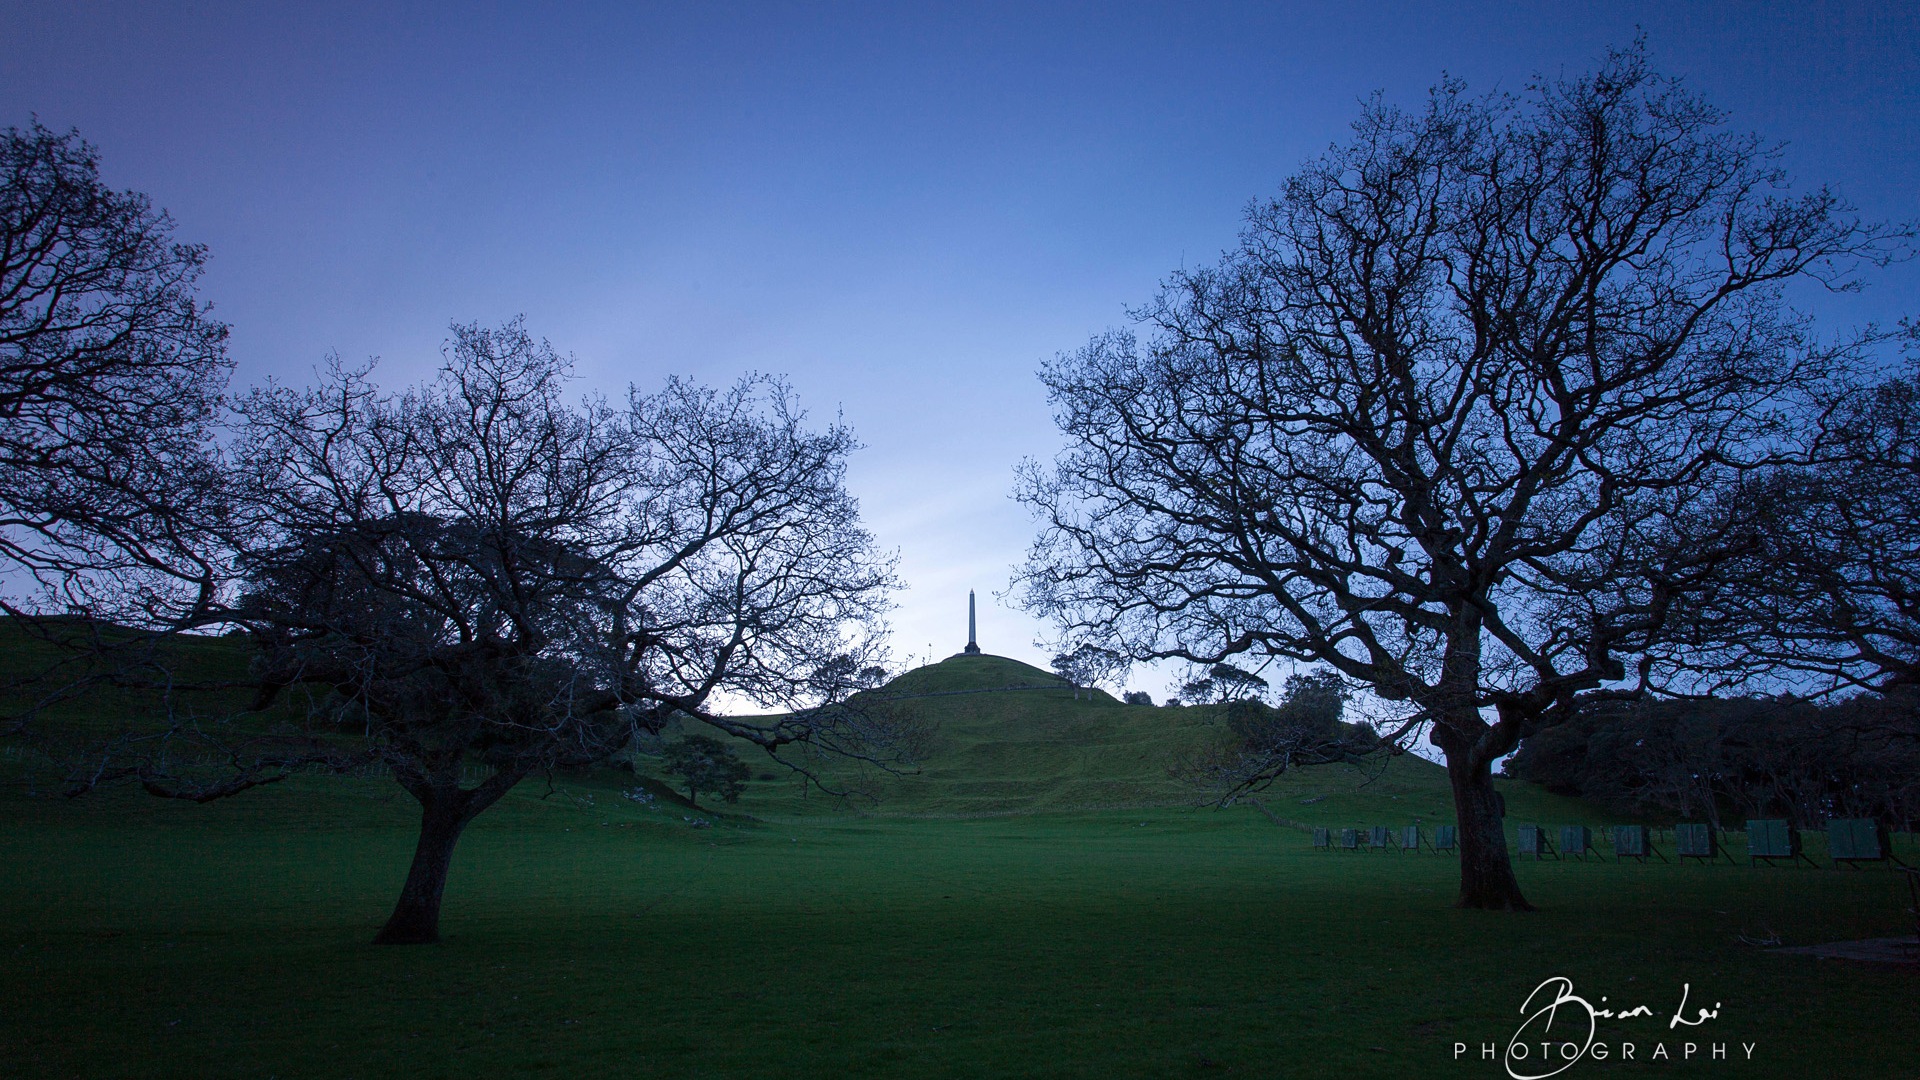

left=0, top=120, right=231, bottom=629
left=1672, top=350, right=1920, bottom=695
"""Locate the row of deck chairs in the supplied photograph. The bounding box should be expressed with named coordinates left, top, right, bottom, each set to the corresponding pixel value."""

left=1310, top=819, right=1908, bottom=868
left=1311, top=824, right=1457, bottom=854
left=1514, top=824, right=1654, bottom=862
left=1651, top=819, right=1907, bottom=868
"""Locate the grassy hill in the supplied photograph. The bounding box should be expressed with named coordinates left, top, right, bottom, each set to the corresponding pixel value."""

left=0, top=618, right=262, bottom=736
left=636, top=652, right=1610, bottom=829
left=0, top=625, right=1620, bottom=831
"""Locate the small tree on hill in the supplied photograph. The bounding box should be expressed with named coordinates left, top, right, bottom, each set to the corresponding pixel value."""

left=1180, top=669, right=1372, bottom=796
left=1182, top=663, right=1268, bottom=704
left=661, top=735, right=751, bottom=806
left=1226, top=672, right=1352, bottom=752
left=1050, top=643, right=1124, bottom=700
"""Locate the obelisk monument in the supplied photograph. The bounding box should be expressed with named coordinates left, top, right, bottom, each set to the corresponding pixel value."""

left=964, top=590, right=981, bottom=654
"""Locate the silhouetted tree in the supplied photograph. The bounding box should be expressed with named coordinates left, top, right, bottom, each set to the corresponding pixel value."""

left=1016, top=46, right=1905, bottom=909
left=0, top=120, right=230, bottom=627
left=1177, top=668, right=1372, bottom=796
left=1181, top=662, right=1268, bottom=704
left=72, top=320, right=902, bottom=944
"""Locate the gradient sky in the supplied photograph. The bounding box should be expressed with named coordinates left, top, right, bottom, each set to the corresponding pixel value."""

left=3, top=2, right=1916, bottom=701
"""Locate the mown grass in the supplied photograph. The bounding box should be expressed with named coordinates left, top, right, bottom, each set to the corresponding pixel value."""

left=5, top=767, right=1916, bottom=1077
left=1, top=647, right=1915, bottom=1078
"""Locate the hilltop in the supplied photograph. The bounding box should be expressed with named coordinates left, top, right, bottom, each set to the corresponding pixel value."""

left=870, top=652, right=1089, bottom=698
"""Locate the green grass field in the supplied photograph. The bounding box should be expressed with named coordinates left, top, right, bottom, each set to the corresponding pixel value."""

left=2, top=651, right=1915, bottom=1078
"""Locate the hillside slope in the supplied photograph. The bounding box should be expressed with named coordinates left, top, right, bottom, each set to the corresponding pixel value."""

left=640, top=652, right=1606, bottom=826
left=0, top=628, right=1613, bottom=829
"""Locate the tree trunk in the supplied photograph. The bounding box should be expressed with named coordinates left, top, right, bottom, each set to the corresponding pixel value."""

left=1446, top=751, right=1533, bottom=911
left=375, top=767, right=525, bottom=945
left=374, top=794, right=471, bottom=944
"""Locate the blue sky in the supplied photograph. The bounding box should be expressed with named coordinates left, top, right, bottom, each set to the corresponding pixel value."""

left=3, top=2, right=1916, bottom=700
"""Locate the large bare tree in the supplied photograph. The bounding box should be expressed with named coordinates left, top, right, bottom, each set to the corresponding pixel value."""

left=1014, top=47, right=1905, bottom=909
left=77, top=320, right=902, bottom=944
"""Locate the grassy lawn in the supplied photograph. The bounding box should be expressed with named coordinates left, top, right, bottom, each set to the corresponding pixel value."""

left=2, top=648, right=1914, bottom=1078
left=2, top=767, right=1914, bottom=1079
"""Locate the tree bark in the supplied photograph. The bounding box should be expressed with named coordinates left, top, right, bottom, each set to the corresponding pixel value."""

left=374, top=767, right=525, bottom=945
left=374, top=794, right=470, bottom=945
left=1445, top=749, right=1534, bottom=912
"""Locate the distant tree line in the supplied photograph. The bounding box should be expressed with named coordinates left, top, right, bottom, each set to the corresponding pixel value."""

left=1505, top=695, right=1920, bottom=831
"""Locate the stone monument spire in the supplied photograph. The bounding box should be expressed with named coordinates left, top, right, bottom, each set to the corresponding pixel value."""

left=964, top=590, right=981, bottom=654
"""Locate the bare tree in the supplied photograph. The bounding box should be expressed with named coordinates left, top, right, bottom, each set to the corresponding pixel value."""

left=0, top=120, right=230, bottom=627
left=72, top=320, right=901, bottom=944
left=1014, top=46, right=1905, bottom=909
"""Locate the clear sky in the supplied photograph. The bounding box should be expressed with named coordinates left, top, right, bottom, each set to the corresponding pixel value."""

left=3, top=2, right=1916, bottom=701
